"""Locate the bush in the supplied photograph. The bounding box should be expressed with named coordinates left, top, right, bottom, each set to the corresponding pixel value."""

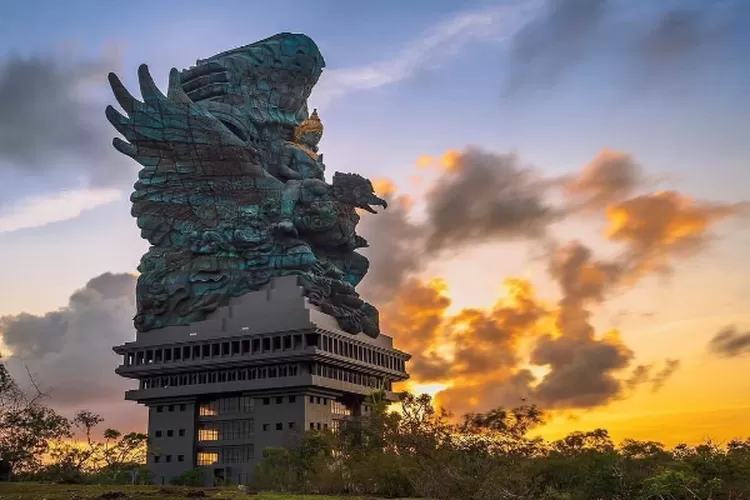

left=169, top=467, right=205, bottom=487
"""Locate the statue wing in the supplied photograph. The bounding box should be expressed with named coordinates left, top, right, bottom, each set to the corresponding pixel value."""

left=106, top=64, right=271, bottom=245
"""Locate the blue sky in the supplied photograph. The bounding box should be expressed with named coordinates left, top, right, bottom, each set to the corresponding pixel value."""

left=0, top=0, right=749, bottom=440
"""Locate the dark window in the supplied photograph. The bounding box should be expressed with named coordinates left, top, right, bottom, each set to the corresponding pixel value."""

left=263, top=398, right=270, bottom=406
left=165, top=455, right=172, bottom=463
left=276, top=423, right=283, bottom=431
left=168, top=405, right=174, bottom=412
left=242, top=340, right=250, bottom=354
left=154, top=430, right=162, bottom=438
left=167, top=430, right=173, bottom=437
left=263, top=424, right=269, bottom=431
left=273, top=337, right=281, bottom=350
left=275, top=397, right=283, bottom=404
left=283, top=336, right=292, bottom=349
left=178, top=429, right=185, bottom=437
left=309, top=423, right=315, bottom=430
left=153, top=456, right=160, bottom=463
left=309, top=396, right=314, bottom=403
left=222, top=342, right=230, bottom=355
left=288, top=422, right=295, bottom=430
left=156, top=405, right=163, bottom=413
left=289, top=396, right=296, bottom=403
left=316, top=397, right=321, bottom=404
left=316, top=423, right=321, bottom=430
left=323, top=423, right=328, bottom=430
left=177, top=455, right=184, bottom=462
left=179, top=404, right=186, bottom=412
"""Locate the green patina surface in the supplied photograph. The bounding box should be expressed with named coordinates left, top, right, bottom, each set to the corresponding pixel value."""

left=106, top=33, right=387, bottom=337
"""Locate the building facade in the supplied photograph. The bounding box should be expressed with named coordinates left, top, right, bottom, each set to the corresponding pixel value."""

left=113, top=276, right=411, bottom=486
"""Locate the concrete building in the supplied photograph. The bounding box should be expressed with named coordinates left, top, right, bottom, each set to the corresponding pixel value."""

left=113, top=276, right=411, bottom=486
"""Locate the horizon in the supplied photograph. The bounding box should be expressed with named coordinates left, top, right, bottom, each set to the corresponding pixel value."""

left=1, top=0, right=749, bottom=448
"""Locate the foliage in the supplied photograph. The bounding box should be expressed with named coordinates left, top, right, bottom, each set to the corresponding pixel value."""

left=251, top=391, right=750, bottom=500
left=169, top=467, right=205, bottom=486
left=0, top=353, right=72, bottom=475
left=0, top=354, right=147, bottom=483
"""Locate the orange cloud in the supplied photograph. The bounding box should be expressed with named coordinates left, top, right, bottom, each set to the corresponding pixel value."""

left=605, top=190, right=747, bottom=277
left=371, top=177, right=399, bottom=198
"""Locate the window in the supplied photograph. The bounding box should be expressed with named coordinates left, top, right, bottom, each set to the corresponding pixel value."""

left=199, top=401, right=218, bottom=416
left=177, top=455, right=184, bottom=462
left=288, top=422, right=295, bottom=430
left=178, top=429, right=185, bottom=437
left=263, top=398, right=270, bottom=406
left=316, top=397, right=321, bottom=404
left=323, top=423, right=328, bottom=430
left=275, top=423, right=282, bottom=431
left=165, top=455, right=172, bottom=463
left=179, top=404, right=186, bottom=412
left=154, top=430, right=162, bottom=438
left=310, top=423, right=315, bottom=430
left=289, top=396, right=296, bottom=403
left=275, top=397, right=283, bottom=404
left=153, top=455, right=160, bottom=463
left=198, top=424, right=219, bottom=441
left=197, top=451, right=218, bottom=466
left=263, top=424, right=269, bottom=431
left=167, top=430, right=173, bottom=437
left=222, top=445, right=253, bottom=464
left=156, top=406, right=163, bottom=413
left=168, top=405, right=174, bottom=412
left=316, top=423, right=321, bottom=430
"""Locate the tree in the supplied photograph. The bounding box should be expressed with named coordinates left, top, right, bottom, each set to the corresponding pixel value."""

left=0, top=353, right=72, bottom=475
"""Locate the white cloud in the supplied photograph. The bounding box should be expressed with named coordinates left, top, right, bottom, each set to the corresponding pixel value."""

left=0, top=188, right=123, bottom=234
left=311, top=0, right=544, bottom=106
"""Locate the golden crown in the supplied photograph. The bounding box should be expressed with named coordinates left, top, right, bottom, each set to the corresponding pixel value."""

left=294, top=108, right=323, bottom=141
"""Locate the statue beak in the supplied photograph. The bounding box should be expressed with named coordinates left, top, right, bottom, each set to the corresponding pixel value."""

left=362, top=196, right=388, bottom=213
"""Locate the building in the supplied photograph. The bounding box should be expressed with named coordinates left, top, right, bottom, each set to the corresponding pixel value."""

left=113, top=276, right=411, bottom=486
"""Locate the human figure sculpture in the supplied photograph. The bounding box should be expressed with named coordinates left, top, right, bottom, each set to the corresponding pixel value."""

left=277, top=109, right=326, bottom=181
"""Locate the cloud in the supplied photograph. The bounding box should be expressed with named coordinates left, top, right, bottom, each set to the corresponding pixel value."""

left=0, top=51, right=129, bottom=187
left=708, top=325, right=750, bottom=358
left=359, top=147, right=562, bottom=301
left=605, top=191, right=747, bottom=278
left=312, top=1, right=543, bottom=105
left=0, top=273, right=142, bottom=432
left=503, top=0, right=747, bottom=94
left=0, top=188, right=123, bottom=234
left=563, top=149, right=646, bottom=212
left=422, top=148, right=562, bottom=254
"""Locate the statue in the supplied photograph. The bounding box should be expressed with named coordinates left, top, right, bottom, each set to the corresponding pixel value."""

left=277, top=109, right=326, bottom=181
left=105, top=33, right=387, bottom=337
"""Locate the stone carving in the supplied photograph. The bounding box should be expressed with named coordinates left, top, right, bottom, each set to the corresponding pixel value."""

left=105, top=33, right=386, bottom=337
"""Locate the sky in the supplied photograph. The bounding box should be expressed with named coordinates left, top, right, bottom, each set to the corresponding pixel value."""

left=0, top=0, right=749, bottom=447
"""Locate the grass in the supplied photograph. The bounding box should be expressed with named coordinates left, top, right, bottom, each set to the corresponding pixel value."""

left=0, top=483, right=409, bottom=500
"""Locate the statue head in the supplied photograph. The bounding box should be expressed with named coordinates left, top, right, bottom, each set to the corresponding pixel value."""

left=331, top=172, right=388, bottom=214
left=294, top=108, right=323, bottom=147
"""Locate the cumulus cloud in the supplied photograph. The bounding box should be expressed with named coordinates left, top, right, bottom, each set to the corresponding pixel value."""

left=359, top=147, right=562, bottom=301
left=422, top=148, right=562, bottom=253
left=0, top=273, right=142, bottom=432
left=605, top=191, right=747, bottom=278
left=563, top=149, right=645, bottom=212
left=708, top=326, right=750, bottom=358
left=368, top=147, right=729, bottom=415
